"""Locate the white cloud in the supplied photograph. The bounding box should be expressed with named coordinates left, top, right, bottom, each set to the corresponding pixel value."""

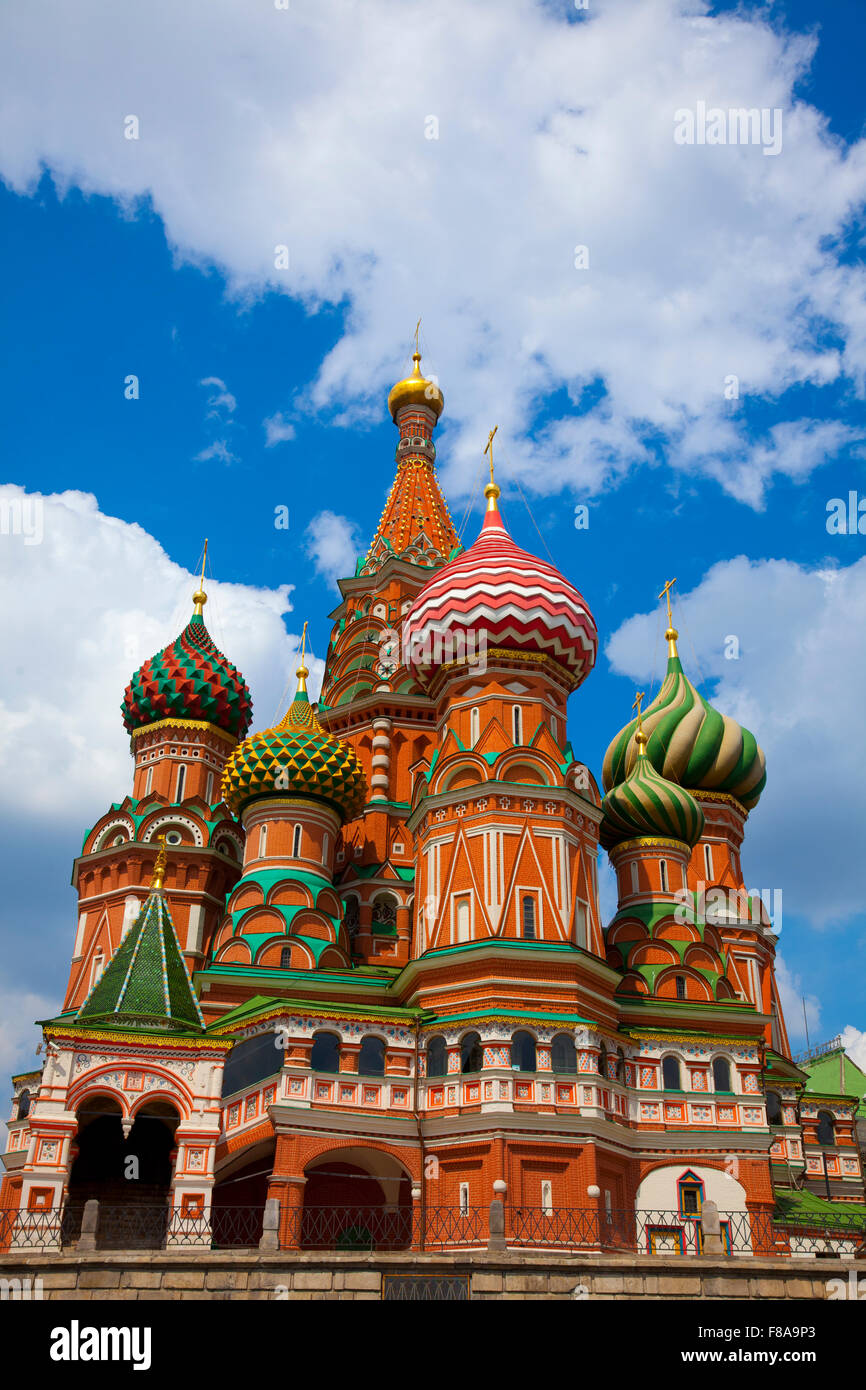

left=840, top=1026, right=866, bottom=1072
left=775, top=956, right=822, bottom=1050
left=200, top=376, right=237, bottom=417
left=0, top=978, right=56, bottom=1144
left=1, top=1, right=864, bottom=505
left=605, top=554, right=866, bottom=929
left=305, top=510, right=362, bottom=588
left=263, top=411, right=296, bottom=447
left=194, top=440, right=237, bottom=464
left=0, top=484, right=316, bottom=825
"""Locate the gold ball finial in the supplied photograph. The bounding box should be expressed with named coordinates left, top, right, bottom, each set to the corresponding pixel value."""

left=193, top=539, right=209, bottom=617
left=151, top=834, right=167, bottom=894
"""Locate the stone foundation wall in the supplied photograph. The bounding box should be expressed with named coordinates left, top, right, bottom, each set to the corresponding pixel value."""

left=0, top=1250, right=851, bottom=1300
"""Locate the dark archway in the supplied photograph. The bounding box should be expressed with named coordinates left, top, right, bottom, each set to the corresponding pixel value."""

left=64, top=1096, right=180, bottom=1248
left=301, top=1152, right=412, bottom=1251
left=212, top=1145, right=274, bottom=1248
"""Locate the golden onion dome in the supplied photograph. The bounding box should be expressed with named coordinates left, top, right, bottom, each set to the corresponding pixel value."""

left=387, top=351, right=444, bottom=422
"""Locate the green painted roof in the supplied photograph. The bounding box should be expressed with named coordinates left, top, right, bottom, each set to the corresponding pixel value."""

left=76, top=888, right=205, bottom=1032
left=801, top=1048, right=866, bottom=1113
left=774, top=1188, right=866, bottom=1224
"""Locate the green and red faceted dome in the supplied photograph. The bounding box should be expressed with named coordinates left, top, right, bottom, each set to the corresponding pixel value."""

left=402, top=483, right=598, bottom=689
left=122, top=592, right=252, bottom=741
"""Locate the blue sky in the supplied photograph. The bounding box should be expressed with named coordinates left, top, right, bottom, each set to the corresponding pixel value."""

left=0, top=0, right=864, bottom=1083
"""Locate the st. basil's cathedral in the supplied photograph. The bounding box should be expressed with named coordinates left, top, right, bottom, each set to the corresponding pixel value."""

left=3, top=352, right=864, bottom=1257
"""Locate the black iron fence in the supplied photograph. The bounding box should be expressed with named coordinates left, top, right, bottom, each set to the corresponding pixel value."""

left=2, top=1200, right=863, bottom=1256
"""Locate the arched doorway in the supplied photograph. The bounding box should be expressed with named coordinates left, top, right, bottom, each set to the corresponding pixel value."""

left=64, top=1095, right=180, bottom=1248
left=301, top=1146, right=412, bottom=1251
left=212, top=1142, right=274, bottom=1248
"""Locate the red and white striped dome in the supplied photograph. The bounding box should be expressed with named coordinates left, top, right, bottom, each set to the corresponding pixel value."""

left=402, top=498, right=598, bottom=689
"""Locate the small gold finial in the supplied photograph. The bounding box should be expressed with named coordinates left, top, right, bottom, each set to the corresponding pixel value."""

left=193, top=539, right=208, bottom=616
left=483, top=426, right=500, bottom=510
left=414, top=317, right=422, bottom=354
left=632, top=690, right=648, bottom=751
left=151, top=834, right=167, bottom=893
left=658, top=577, right=679, bottom=658
left=296, top=620, right=309, bottom=691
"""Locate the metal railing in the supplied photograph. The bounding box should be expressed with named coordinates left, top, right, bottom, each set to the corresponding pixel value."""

left=2, top=1200, right=863, bottom=1255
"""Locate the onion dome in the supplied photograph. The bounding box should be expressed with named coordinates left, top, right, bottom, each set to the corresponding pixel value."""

left=402, top=478, right=597, bottom=689
left=600, top=729, right=705, bottom=851
left=221, top=661, right=367, bottom=821
left=122, top=582, right=252, bottom=740
left=602, top=624, right=766, bottom=811
left=388, top=351, right=444, bottom=421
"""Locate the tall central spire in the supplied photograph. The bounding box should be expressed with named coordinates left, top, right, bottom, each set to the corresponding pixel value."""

left=361, top=343, right=460, bottom=576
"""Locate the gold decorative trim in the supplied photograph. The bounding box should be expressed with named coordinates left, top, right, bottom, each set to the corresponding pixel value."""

left=210, top=1002, right=419, bottom=1035
left=611, top=836, right=690, bottom=853
left=44, top=1026, right=230, bottom=1051
left=625, top=1029, right=759, bottom=1047
left=131, top=718, right=238, bottom=747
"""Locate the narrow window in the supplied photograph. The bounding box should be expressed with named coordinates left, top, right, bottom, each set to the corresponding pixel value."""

left=712, top=1057, right=731, bottom=1092
left=470, top=707, right=480, bottom=745
left=205, top=771, right=214, bottom=802
left=456, top=897, right=471, bottom=943
left=359, top=1035, right=385, bottom=1076
left=513, top=705, right=522, bottom=744
left=550, top=714, right=558, bottom=741
left=90, top=954, right=105, bottom=988
left=662, top=1056, right=681, bottom=1091
left=521, top=896, right=536, bottom=940
left=144, top=766, right=153, bottom=795
left=551, top=1033, right=576, bottom=1073
left=511, top=1030, right=537, bottom=1072
left=816, top=1110, right=836, bottom=1147
left=310, top=1031, right=340, bottom=1073
left=630, top=862, right=639, bottom=893
left=292, top=824, right=302, bottom=858
left=704, top=843, right=714, bottom=879
left=322, top=833, right=329, bottom=865
left=426, top=1036, right=447, bottom=1078
left=459, top=1182, right=470, bottom=1215
left=175, top=763, right=186, bottom=801
left=460, top=1032, right=483, bottom=1074
left=541, top=1180, right=553, bottom=1216
left=259, top=824, right=267, bottom=857
left=659, top=858, right=668, bottom=892
left=279, top=946, right=291, bottom=969
left=675, top=974, right=686, bottom=1000
left=766, top=1090, right=783, bottom=1125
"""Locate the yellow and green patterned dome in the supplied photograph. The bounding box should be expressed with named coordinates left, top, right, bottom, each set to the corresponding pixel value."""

left=603, top=629, right=767, bottom=812
left=221, top=665, right=367, bottom=822
left=600, top=728, right=705, bottom=851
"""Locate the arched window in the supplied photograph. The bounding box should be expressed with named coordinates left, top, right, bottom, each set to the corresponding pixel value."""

left=343, top=897, right=360, bottom=937
left=259, top=824, right=267, bottom=858
left=310, top=1031, right=340, bottom=1074
left=427, top=1035, right=447, bottom=1078
left=470, top=707, right=480, bottom=745
left=598, top=1042, right=608, bottom=1078
left=144, top=766, right=153, bottom=795
left=279, top=946, right=292, bottom=969
left=675, top=974, right=686, bottom=1000
left=292, top=824, right=302, bottom=858
left=766, top=1090, right=783, bottom=1125
left=206, top=770, right=214, bottom=802
left=551, top=714, right=558, bottom=741
left=816, top=1109, right=836, bottom=1146
left=662, top=1055, right=682, bottom=1091
left=659, top=858, right=668, bottom=892
left=704, top=843, right=714, bottom=879
left=712, top=1057, right=732, bottom=1093
left=615, top=1047, right=625, bottom=1081
left=373, top=895, right=397, bottom=933
left=521, top=896, right=536, bottom=940
left=359, top=1035, right=386, bottom=1076
left=511, top=1030, right=537, bottom=1072
left=322, top=833, right=329, bottom=865
left=16, top=1089, right=31, bottom=1121
left=513, top=706, right=522, bottom=745
left=460, top=1031, right=483, bottom=1074
left=456, top=897, right=471, bottom=943
left=551, top=1033, right=576, bottom=1074
left=175, top=763, right=187, bottom=801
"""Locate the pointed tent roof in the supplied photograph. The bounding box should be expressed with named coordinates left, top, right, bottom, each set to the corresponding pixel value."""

left=76, top=845, right=205, bottom=1032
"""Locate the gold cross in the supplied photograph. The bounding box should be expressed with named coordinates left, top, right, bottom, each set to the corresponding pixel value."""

left=300, top=620, right=308, bottom=666
left=632, top=690, right=645, bottom=735
left=414, top=317, right=422, bottom=353
left=200, top=538, right=208, bottom=591
left=658, top=577, right=677, bottom=627
left=484, top=425, right=499, bottom=483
